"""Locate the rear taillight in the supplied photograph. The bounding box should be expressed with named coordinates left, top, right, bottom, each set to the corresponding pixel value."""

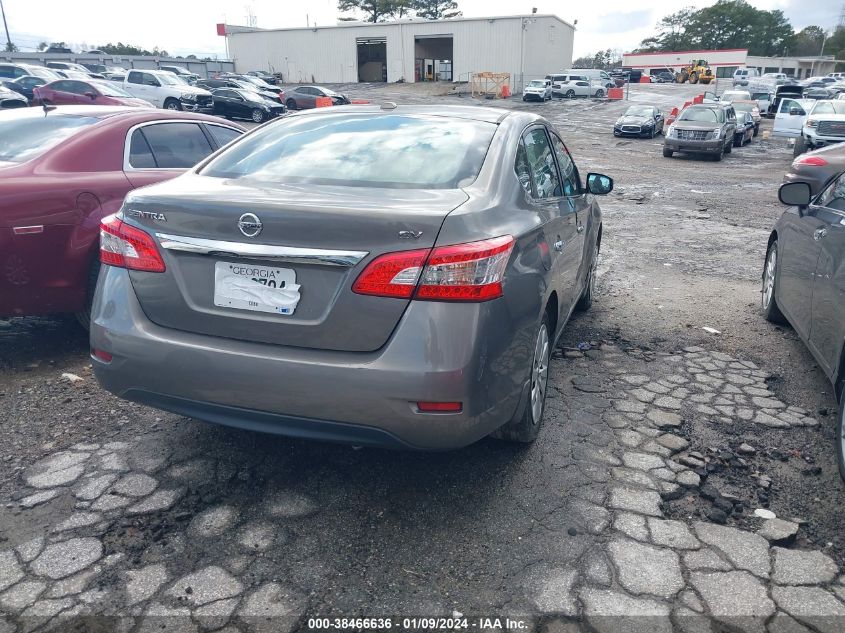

left=417, top=235, right=514, bottom=301
left=417, top=401, right=463, bottom=413
left=351, top=249, right=429, bottom=298
left=794, top=155, right=828, bottom=167
left=352, top=236, right=514, bottom=303
left=99, top=215, right=166, bottom=272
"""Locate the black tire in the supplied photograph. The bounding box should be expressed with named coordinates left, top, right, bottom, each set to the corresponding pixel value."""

left=753, top=123, right=760, bottom=137
left=836, top=404, right=845, bottom=483
left=566, top=89, right=575, bottom=98
left=733, top=136, right=742, bottom=148
left=650, top=127, right=656, bottom=139
left=594, top=89, right=605, bottom=98
left=74, top=259, right=100, bottom=330
left=492, top=315, right=551, bottom=443
left=663, top=147, right=673, bottom=158
left=163, top=98, right=182, bottom=111
left=762, top=241, right=786, bottom=324
left=285, top=98, right=296, bottom=110
left=793, top=136, right=806, bottom=157
left=251, top=108, right=265, bottom=123
left=575, top=242, right=599, bottom=312
left=724, top=139, right=732, bottom=154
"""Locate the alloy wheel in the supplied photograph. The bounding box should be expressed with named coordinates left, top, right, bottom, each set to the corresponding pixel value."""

left=530, top=323, right=550, bottom=423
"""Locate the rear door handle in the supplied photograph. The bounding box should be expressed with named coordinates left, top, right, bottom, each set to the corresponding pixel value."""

left=577, top=225, right=585, bottom=234
left=814, top=228, right=828, bottom=241
left=553, top=239, right=564, bottom=252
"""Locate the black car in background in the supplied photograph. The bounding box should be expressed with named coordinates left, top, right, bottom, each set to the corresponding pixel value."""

left=764, top=177, right=845, bottom=480
left=613, top=105, right=664, bottom=138
left=197, top=78, right=282, bottom=103
left=769, top=84, right=804, bottom=116
left=1, top=75, right=46, bottom=102
left=211, top=87, right=286, bottom=123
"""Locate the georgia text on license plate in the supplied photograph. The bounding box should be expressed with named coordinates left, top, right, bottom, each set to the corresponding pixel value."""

left=213, top=262, right=301, bottom=315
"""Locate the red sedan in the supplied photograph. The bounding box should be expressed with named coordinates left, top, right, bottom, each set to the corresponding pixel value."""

left=0, top=106, right=245, bottom=325
left=33, top=79, right=153, bottom=108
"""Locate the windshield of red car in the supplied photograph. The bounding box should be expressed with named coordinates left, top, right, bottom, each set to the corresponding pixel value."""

left=0, top=115, right=99, bottom=163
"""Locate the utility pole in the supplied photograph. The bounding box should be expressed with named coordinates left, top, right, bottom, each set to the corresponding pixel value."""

left=0, top=0, right=13, bottom=52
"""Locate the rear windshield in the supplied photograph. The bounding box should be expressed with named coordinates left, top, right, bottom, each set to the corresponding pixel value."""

left=733, top=102, right=755, bottom=111
left=201, top=113, right=497, bottom=189
left=0, top=114, right=98, bottom=163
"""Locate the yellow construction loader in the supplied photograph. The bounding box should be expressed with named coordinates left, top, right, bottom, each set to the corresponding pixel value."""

left=675, top=60, right=714, bottom=85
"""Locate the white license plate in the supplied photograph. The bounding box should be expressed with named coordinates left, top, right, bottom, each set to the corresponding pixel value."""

left=213, top=262, right=301, bottom=315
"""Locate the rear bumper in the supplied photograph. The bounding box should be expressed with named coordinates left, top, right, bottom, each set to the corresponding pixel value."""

left=664, top=138, right=723, bottom=154
left=91, top=267, right=529, bottom=450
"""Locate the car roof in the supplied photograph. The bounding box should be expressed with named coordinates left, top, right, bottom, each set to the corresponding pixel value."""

left=0, top=105, right=247, bottom=127
left=286, top=103, right=510, bottom=124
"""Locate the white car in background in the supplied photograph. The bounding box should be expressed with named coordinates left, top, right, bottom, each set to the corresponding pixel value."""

left=555, top=77, right=606, bottom=98
left=719, top=89, right=752, bottom=103
left=798, top=100, right=845, bottom=154
left=762, top=72, right=788, bottom=85
left=123, top=69, right=213, bottom=112
left=522, top=79, right=552, bottom=102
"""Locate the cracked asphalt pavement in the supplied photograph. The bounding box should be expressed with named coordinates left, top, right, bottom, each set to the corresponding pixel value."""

left=1, top=83, right=844, bottom=632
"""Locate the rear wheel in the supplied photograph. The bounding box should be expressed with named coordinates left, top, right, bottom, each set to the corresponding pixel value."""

left=74, top=259, right=100, bottom=330
left=163, top=98, right=181, bottom=111
left=724, top=138, right=732, bottom=154
left=754, top=123, right=760, bottom=137
left=690, top=72, right=699, bottom=84
left=285, top=98, right=296, bottom=110
left=594, top=89, right=605, bottom=98
left=762, top=241, right=786, bottom=324
left=793, top=136, right=806, bottom=157
left=251, top=108, right=265, bottom=123
left=566, top=89, right=575, bottom=98
left=492, top=315, right=551, bottom=443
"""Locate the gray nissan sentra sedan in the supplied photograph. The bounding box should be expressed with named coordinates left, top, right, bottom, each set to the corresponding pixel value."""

left=91, top=104, right=612, bottom=449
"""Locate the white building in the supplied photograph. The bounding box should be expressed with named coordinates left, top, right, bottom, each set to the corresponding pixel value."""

left=224, top=14, right=575, bottom=86
left=622, top=48, right=842, bottom=79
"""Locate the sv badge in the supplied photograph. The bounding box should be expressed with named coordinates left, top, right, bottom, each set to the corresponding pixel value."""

left=398, top=230, right=423, bottom=240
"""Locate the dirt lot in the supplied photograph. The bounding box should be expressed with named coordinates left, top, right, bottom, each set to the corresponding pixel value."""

left=1, top=83, right=843, bottom=631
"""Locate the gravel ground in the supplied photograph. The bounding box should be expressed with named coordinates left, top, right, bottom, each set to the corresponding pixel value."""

left=1, top=82, right=843, bottom=632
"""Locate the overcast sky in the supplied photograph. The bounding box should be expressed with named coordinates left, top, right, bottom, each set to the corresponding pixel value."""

left=3, top=0, right=842, bottom=59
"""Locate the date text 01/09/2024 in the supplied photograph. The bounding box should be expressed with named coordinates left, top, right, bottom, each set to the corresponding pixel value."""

left=306, top=617, right=530, bottom=630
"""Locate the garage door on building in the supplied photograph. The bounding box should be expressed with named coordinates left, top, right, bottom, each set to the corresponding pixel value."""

left=357, top=37, right=387, bottom=82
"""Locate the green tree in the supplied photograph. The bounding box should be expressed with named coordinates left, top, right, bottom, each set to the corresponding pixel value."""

left=636, top=1, right=792, bottom=56
left=37, top=41, right=48, bottom=51
left=571, top=55, right=595, bottom=68
left=827, top=26, right=845, bottom=70
left=4, top=41, right=17, bottom=52
left=412, top=0, right=461, bottom=19
left=337, top=0, right=399, bottom=22
left=789, top=26, right=825, bottom=56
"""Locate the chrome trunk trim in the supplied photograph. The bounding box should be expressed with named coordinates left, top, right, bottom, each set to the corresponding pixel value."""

left=156, top=233, right=368, bottom=267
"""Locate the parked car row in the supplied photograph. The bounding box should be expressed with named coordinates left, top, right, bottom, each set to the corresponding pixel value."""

left=663, top=103, right=751, bottom=161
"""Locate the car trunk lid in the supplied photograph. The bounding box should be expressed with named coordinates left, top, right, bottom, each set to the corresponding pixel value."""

left=122, top=174, right=468, bottom=352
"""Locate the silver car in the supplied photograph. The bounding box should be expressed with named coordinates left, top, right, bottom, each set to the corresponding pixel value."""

left=91, top=105, right=611, bottom=449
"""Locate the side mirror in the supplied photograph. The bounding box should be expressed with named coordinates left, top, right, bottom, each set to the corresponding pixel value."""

left=586, top=173, right=614, bottom=196
left=789, top=107, right=801, bottom=116
left=778, top=182, right=811, bottom=208
left=84, top=91, right=96, bottom=99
